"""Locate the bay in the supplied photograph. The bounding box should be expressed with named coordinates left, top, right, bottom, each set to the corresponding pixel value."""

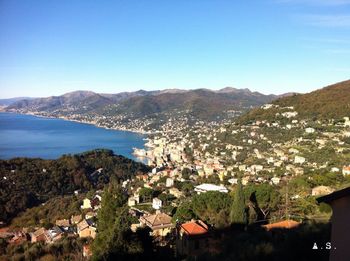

left=0, top=112, right=145, bottom=161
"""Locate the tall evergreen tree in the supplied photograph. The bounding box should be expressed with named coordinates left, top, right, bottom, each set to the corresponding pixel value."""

left=91, top=179, right=140, bottom=260
left=230, top=178, right=247, bottom=225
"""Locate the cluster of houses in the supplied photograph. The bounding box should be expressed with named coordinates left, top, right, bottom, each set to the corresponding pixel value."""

left=0, top=194, right=102, bottom=259
left=0, top=213, right=97, bottom=253
left=130, top=209, right=218, bottom=257
left=5, top=104, right=350, bottom=259
left=131, top=108, right=350, bottom=204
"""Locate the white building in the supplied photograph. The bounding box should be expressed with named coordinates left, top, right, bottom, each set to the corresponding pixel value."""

left=294, top=156, right=306, bottom=164
left=166, top=178, right=174, bottom=188
left=152, top=198, right=162, bottom=210
left=305, top=128, right=315, bottom=134
left=281, top=111, right=298, bottom=118
left=270, top=176, right=281, bottom=185
left=194, top=183, right=228, bottom=194
left=242, top=176, right=250, bottom=186
left=228, top=178, right=238, bottom=185
left=344, top=117, right=350, bottom=127
left=128, top=197, right=137, bottom=207
left=342, top=166, right=350, bottom=176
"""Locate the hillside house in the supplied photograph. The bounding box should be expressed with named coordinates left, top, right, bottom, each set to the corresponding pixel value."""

left=176, top=220, right=209, bottom=257
left=342, top=166, right=350, bottom=176
left=55, top=219, right=70, bottom=227
left=242, top=176, right=250, bottom=186
left=270, top=176, right=280, bottom=185
left=80, top=195, right=101, bottom=210
left=70, top=214, right=82, bottom=225
left=311, top=186, right=334, bottom=196
left=31, top=228, right=48, bottom=243
left=46, top=226, right=64, bottom=243
left=140, top=212, right=174, bottom=237
left=305, top=128, right=315, bottom=133
left=77, top=219, right=96, bottom=239
left=317, top=187, right=350, bottom=261
left=8, top=232, right=28, bottom=245
left=152, top=198, right=162, bottom=210
left=166, top=178, right=174, bottom=187
left=294, top=156, right=306, bottom=164
left=344, top=117, right=350, bottom=127
left=128, top=197, right=137, bottom=207
left=81, top=198, right=92, bottom=209
left=194, top=184, right=228, bottom=194
left=169, top=187, right=184, bottom=198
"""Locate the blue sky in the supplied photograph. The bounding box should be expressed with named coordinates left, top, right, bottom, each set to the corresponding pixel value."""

left=0, top=0, right=349, bottom=98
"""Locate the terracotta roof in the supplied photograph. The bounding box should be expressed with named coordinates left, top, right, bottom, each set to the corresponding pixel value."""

left=181, top=220, right=208, bottom=235
left=0, top=227, right=9, bottom=233
left=263, top=220, right=300, bottom=231
left=77, top=220, right=89, bottom=231
left=32, top=228, right=47, bottom=237
left=141, top=213, right=172, bottom=228
left=56, top=219, right=70, bottom=227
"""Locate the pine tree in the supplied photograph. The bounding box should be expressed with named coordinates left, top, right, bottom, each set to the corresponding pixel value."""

left=230, top=178, right=247, bottom=225
left=91, top=179, right=132, bottom=260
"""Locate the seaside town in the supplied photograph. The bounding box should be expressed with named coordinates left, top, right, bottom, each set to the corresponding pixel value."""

left=2, top=0, right=350, bottom=259
left=4, top=105, right=244, bottom=135
left=2, top=99, right=350, bottom=260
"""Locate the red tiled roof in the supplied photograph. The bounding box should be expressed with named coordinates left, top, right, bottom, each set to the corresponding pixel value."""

left=181, top=221, right=208, bottom=235
left=263, top=220, right=300, bottom=231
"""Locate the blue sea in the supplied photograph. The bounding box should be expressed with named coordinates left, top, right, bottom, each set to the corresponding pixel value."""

left=0, top=113, right=146, bottom=161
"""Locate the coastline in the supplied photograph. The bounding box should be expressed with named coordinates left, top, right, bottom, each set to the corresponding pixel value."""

left=0, top=111, right=152, bottom=163
left=3, top=111, right=156, bottom=135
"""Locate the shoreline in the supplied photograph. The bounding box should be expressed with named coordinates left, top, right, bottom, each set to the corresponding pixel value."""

left=0, top=111, right=153, bottom=164
left=3, top=111, right=157, bottom=135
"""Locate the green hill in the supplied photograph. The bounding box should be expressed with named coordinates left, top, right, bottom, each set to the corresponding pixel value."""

left=238, top=79, right=350, bottom=123
left=0, top=149, right=149, bottom=223
left=110, top=89, right=278, bottom=120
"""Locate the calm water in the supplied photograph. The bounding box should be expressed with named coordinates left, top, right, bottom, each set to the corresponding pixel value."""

left=0, top=113, right=146, bottom=161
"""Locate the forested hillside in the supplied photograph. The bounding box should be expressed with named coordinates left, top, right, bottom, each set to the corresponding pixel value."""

left=0, top=149, right=149, bottom=223
left=238, top=80, right=350, bottom=123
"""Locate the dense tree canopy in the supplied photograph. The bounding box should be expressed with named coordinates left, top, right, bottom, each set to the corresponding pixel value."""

left=173, top=191, right=232, bottom=228
left=230, top=179, right=248, bottom=225
left=0, top=149, right=149, bottom=223
left=92, top=180, right=144, bottom=260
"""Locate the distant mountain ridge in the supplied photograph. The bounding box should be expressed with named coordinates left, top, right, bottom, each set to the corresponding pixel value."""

left=109, top=88, right=279, bottom=120
left=7, top=91, right=114, bottom=113
left=0, top=97, right=36, bottom=106
left=6, top=87, right=284, bottom=108
left=4, top=87, right=295, bottom=130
